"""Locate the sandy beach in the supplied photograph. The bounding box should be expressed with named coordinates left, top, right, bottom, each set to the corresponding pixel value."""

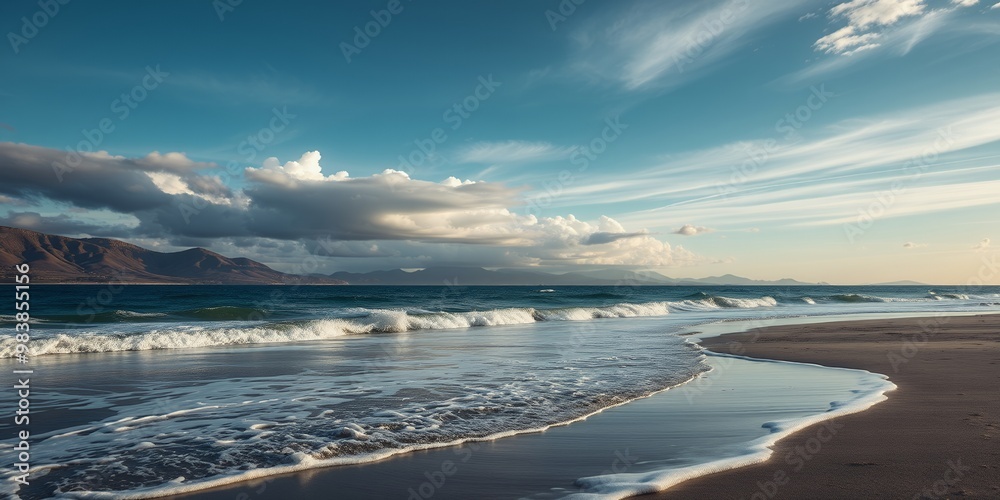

left=160, top=313, right=1000, bottom=500
left=657, top=313, right=1000, bottom=499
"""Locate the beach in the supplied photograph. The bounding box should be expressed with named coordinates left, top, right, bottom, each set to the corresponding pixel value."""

left=657, top=313, right=1000, bottom=499
left=4, top=285, right=999, bottom=499
left=161, top=312, right=1000, bottom=500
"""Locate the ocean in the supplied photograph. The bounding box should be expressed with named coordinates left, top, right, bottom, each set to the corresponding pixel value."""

left=1, top=284, right=997, bottom=499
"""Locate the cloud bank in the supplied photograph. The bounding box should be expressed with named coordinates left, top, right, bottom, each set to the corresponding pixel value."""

left=0, top=143, right=700, bottom=270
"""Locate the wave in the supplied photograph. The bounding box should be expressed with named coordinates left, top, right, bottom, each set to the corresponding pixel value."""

left=668, top=296, right=777, bottom=311
left=0, top=297, right=776, bottom=358
left=828, top=294, right=889, bottom=303
left=928, top=291, right=970, bottom=300
left=174, top=306, right=270, bottom=321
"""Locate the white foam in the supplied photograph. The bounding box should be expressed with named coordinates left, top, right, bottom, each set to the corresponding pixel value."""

left=564, top=352, right=897, bottom=499
left=0, top=302, right=683, bottom=358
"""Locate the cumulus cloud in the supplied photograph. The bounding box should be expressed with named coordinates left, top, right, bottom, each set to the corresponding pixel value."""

left=902, top=241, right=927, bottom=248
left=817, top=0, right=927, bottom=54
left=455, top=141, right=570, bottom=164
left=972, top=238, right=991, bottom=251
left=0, top=143, right=703, bottom=270
left=815, top=0, right=985, bottom=56
left=673, top=224, right=713, bottom=236
left=244, top=151, right=349, bottom=186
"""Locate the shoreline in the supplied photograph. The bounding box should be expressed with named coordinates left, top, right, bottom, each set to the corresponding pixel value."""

left=655, top=313, right=1000, bottom=499
left=155, top=311, right=1000, bottom=500
left=27, top=311, right=997, bottom=499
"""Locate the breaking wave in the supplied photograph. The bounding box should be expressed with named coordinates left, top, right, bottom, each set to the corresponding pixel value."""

left=0, top=297, right=779, bottom=358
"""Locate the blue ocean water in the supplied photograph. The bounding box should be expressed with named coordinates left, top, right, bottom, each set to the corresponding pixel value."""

left=0, top=285, right=996, bottom=498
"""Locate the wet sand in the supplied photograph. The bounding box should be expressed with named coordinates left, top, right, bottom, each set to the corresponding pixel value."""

left=657, top=313, right=1000, bottom=499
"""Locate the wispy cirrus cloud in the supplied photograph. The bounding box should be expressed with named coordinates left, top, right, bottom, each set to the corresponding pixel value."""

left=544, top=92, right=1000, bottom=231
left=564, top=0, right=817, bottom=91
left=455, top=140, right=571, bottom=164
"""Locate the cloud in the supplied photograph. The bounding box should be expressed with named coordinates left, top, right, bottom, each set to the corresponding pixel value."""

left=816, top=0, right=927, bottom=55
left=902, top=241, right=927, bottom=248
left=812, top=0, right=989, bottom=57
left=0, top=143, right=704, bottom=270
left=552, top=93, right=1000, bottom=231
left=0, top=211, right=135, bottom=237
left=565, top=0, right=815, bottom=91
left=0, top=194, right=27, bottom=206
left=582, top=231, right=648, bottom=245
left=244, top=151, right=349, bottom=186
left=830, top=0, right=926, bottom=28
left=674, top=224, right=713, bottom=236
left=993, top=2, right=1000, bottom=8
left=972, top=238, right=991, bottom=251
left=455, top=141, right=570, bottom=164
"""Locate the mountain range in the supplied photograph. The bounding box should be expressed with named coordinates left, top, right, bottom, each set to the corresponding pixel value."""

left=0, top=226, right=344, bottom=284
left=1, top=226, right=830, bottom=285
left=329, top=267, right=820, bottom=286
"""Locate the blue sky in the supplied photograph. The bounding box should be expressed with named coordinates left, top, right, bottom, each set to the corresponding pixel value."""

left=1, top=0, right=999, bottom=283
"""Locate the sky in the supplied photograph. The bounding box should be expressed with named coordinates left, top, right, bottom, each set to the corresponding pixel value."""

left=1, top=0, right=999, bottom=284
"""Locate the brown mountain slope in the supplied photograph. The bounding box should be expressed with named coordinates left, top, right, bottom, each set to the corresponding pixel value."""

left=0, top=226, right=345, bottom=284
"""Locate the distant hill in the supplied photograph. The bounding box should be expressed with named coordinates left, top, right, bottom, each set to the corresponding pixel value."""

left=870, top=280, right=929, bottom=286
left=0, top=226, right=345, bottom=284
left=330, top=267, right=819, bottom=286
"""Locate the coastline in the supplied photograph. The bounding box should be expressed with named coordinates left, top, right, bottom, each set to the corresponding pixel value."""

left=152, top=312, right=1000, bottom=500
left=655, top=313, right=1000, bottom=499
left=23, top=311, right=995, bottom=499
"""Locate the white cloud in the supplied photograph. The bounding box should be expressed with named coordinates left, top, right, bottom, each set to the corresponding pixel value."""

left=548, top=93, right=1000, bottom=231
left=973, top=238, right=991, bottom=251
left=245, top=151, right=349, bottom=186
left=673, top=224, right=713, bottom=236
left=565, top=0, right=814, bottom=90
left=830, top=0, right=926, bottom=28
left=813, top=0, right=986, bottom=57
left=817, top=0, right=927, bottom=54
left=455, top=141, right=569, bottom=164
left=902, top=241, right=927, bottom=248
left=0, top=143, right=708, bottom=269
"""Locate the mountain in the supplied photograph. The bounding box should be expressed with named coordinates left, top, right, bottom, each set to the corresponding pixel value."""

left=684, top=274, right=813, bottom=286
left=870, top=280, right=929, bottom=286
left=330, top=267, right=819, bottom=286
left=0, top=226, right=345, bottom=284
